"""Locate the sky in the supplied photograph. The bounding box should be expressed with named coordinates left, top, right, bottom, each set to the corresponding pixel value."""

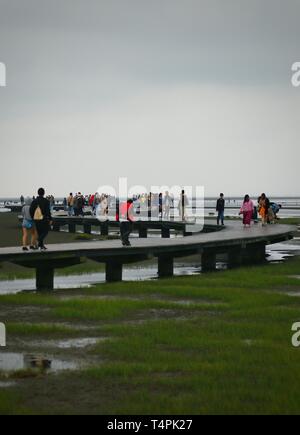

left=0, top=0, right=299, bottom=198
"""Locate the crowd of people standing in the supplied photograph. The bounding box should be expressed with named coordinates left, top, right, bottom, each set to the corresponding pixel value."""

left=20, top=188, right=283, bottom=250
left=64, top=191, right=189, bottom=222
left=216, top=193, right=282, bottom=228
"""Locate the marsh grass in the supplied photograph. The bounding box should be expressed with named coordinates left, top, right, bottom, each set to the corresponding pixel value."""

left=1, top=257, right=300, bottom=414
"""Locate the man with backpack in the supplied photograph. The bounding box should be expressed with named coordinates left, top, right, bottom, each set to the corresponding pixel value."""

left=74, top=192, right=84, bottom=216
left=30, top=188, right=52, bottom=251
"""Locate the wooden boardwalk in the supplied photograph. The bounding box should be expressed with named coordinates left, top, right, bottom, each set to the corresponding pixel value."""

left=0, top=222, right=295, bottom=290
left=50, top=216, right=191, bottom=238
left=18, top=216, right=198, bottom=238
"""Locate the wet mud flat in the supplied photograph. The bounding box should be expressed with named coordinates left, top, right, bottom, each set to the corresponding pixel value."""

left=0, top=286, right=214, bottom=381
left=1, top=253, right=300, bottom=414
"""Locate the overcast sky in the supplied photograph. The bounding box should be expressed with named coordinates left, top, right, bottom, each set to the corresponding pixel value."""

left=0, top=0, right=299, bottom=197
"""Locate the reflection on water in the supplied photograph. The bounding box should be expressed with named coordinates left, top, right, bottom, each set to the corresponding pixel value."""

left=0, top=263, right=226, bottom=295
left=266, top=242, right=300, bottom=262
left=0, top=381, right=16, bottom=388
left=56, top=337, right=99, bottom=349
left=0, top=353, right=77, bottom=372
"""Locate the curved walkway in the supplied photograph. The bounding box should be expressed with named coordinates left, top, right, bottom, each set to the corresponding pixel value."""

left=0, top=221, right=295, bottom=290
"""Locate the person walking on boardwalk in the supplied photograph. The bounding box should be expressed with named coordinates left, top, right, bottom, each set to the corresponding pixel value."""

left=239, top=195, right=254, bottom=228
left=21, top=197, right=38, bottom=251
left=30, top=188, right=52, bottom=251
left=67, top=193, right=74, bottom=216
left=116, top=199, right=134, bottom=247
left=178, top=190, right=189, bottom=221
left=100, top=194, right=109, bottom=219
left=258, top=193, right=270, bottom=226
left=74, top=192, right=84, bottom=216
left=216, top=193, right=225, bottom=226
left=163, top=191, right=173, bottom=220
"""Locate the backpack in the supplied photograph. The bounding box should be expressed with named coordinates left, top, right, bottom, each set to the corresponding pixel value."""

left=77, top=196, right=84, bottom=208
left=34, top=206, right=44, bottom=221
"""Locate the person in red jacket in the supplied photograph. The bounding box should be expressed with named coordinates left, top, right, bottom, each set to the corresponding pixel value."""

left=116, top=199, right=134, bottom=247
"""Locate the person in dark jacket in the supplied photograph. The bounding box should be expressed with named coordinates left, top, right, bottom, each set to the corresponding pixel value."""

left=30, top=188, right=52, bottom=251
left=216, top=193, right=225, bottom=226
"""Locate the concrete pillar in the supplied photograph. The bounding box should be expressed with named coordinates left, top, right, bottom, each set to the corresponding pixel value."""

left=228, top=247, right=242, bottom=268
left=158, top=256, right=174, bottom=278
left=228, top=244, right=266, bottom=268
left=161, top=227, right=170, bottom=238
left=241, top=243, right=266, bottom=265
left=201, top=249, right=216, bottom=272
left=68, top=223, right=76, bottom=233
left=101, top=222, right=109, bottom=236
left=83, top=223, right=92, bottom=234
left=139, top=227, right=148, bottom=238
left=52, top=222, right=60, bottom=232
left=36, top=267, right=54, bottom=291
left=106, top=261, right=123, bottom=283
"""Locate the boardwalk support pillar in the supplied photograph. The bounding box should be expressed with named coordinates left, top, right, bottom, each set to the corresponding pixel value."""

left=106, top=261, right=123, bottom=283
left=228, top=243, right=266, bottom=268
left=158, top=255, right=174, bottom=278
left=201, top=249, right=216, bottom=272
left=68, top=223, right=76, bottom=233
left=228, top=246, right=242, bottom=268
left=52, top=223, right=61, bottom=232
left=101, top=222, right=109, bottom=237
left=161, top=227, right=171, bottom=238
left=83, top=223, right=92, bottom=234
left=139, top=227, right=148, bottom=238
left=36, top=266, right=54, bottom=291
left=241, top=243, right=266, bottom=265
left=33, top=258, right=82, bottom=292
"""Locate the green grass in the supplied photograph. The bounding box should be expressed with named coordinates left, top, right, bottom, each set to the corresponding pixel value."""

left=0, top=391, right=31, bottom=415
left=1, top=257, right=300, bottom=414
left=277, top=217, right=300, bottom=225
left=6, top=323, right=76, bottom=337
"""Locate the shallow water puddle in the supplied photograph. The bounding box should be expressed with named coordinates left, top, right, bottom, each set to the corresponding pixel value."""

left=56, top=337, right=101, bottom=349
left=0, top=381, right=16, bottom=388
left=0, top=264, right=226, bottom=295
left=29, top=337, right=107, bottom=349
left=267, top=241, right=300, bottom=262
left=0, top=352, right=77, bottom=372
